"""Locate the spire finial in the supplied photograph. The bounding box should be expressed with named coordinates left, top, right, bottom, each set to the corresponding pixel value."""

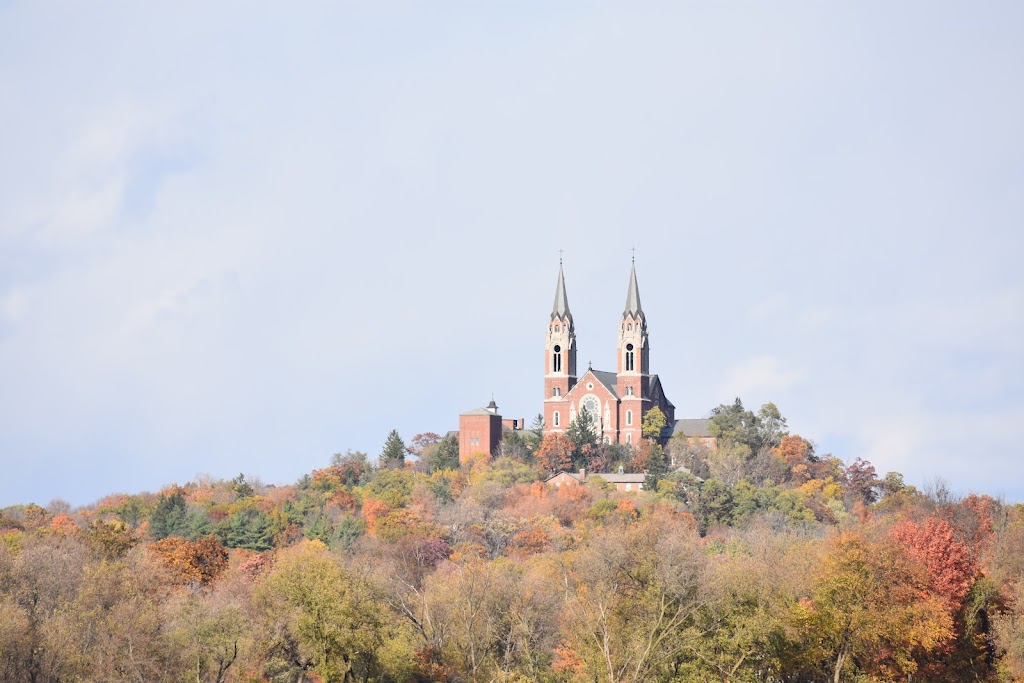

left=630, top=246, right=636, bottom=263
left=558, top=248, right=564, bottom=266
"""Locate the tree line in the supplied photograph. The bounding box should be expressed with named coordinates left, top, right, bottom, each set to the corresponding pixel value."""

left=1, top=398, right=1022, bottom=682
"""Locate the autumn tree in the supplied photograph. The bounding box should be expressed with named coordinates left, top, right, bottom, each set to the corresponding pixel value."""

left=561, top=512, right=707, bottom=682
left=794, top=531, right=951, bottom=682
left=150, top=534, right=229, bottom=585
left=845, top=458, right=881, bottom=504
left=258, top=541, right=390, bottom=682
left=537, top=433, right=573, bottom=474
left=641, top=405, right=668, bottom=439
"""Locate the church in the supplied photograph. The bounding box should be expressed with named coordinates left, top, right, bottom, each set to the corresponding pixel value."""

left=543, top=260, right=675, bottom=445
left=457, top=261, right=712, bottom=463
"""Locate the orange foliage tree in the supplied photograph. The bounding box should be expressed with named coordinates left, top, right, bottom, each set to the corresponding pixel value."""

left=537, top=433, right=573, bottom=474
left=150, top=535, right=229, bottom=585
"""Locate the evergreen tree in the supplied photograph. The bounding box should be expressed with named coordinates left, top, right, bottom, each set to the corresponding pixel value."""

left=150, top=492, right=188, bottom=540
left=230, top=473, right=254, bottom=500
left=567, top=411, right=598, bottom=469
left=221, top=509, right=273, bottom=551
left=379, top=429, right=406, bottom=469
left=435, top=433, right=461, bottom=471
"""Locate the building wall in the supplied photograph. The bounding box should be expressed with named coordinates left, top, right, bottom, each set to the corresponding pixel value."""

left=546, top=472, right=582, bottom=488
left=458, top=413, right=502, bottom=464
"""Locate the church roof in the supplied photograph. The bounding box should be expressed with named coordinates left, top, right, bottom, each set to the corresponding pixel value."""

left=551, top=264, right=573, bottom=322
left=671, top=418, right=713, bottom=438
left=589, top=369, right=620, bottom=400
left=648, top=374, right=675, bottom=408
left=623, top=261, right=643, bottom=318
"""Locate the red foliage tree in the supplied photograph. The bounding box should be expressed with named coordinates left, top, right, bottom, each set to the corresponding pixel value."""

left=891, top=517, right=979, bottom=613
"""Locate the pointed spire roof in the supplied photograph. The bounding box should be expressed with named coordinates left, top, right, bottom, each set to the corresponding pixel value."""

left=623, top=261, right=644, bottom=318
left=551, top=264, right=573, bottom=321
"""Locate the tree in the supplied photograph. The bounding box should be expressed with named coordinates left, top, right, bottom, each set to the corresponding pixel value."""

left=329, top=450, right=370, bottom=485
left=845, top=458, right=881, bottom=504
left=149, top=491, right=188, bottom=539
left=230, top=473, right=255, bottom=500
left=709, top=398, right=760, bottom=451
left=567, top=411, right=598, bottom=468
left=756, top=402, right=788, bottom=452
left=150, top=535, right=229, bottom=585
left=432, top=433, right=461, bottom=471
left=379, top=429, right=407, bottom=470
left=220, top=508, right=274, bottom=551
left=258, top=541, right=388, bottom=682
left=795, top=531, right=950, bottom=682
left=408, top=432, right=442, bottom=456
left=562, top=513, right=707, bottom=682
left=537, top=433, right=573, bottom=474
left=641, top=406, right=668, bottom=439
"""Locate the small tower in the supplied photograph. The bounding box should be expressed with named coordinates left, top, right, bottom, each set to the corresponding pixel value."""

left=617, top=260, right=649, bottom=443
left=545, top=263, right=577, bottom=432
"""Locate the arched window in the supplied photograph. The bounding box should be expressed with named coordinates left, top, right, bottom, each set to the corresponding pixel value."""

left=627, top=323, right=632, bottom=331
left=555, top=325, right=560, bottom=332
left=626, top=410, right=633, bottom=425
left=625, top=343, right=634, bottom=371
left=552, top=387, right=561, bottom=397
left=626, top=386, right=633, bottom=396
left=553, top=411, right=560, bottom=427
left=626, top=433, right=632, bottom=444
left=553, top=345, right=562, bottom=373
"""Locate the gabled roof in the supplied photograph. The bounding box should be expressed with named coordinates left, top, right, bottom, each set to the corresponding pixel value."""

left=623, top=261, right=644, bottom=318
left=647, top=374, right=675, bottom=408
left=566, top=368, right=620, bottom=401
left=590, top=370, right=620, bottom=400
left=551, top=264, right=573, bottom=322
left=596, top=473, right=647, bottom=484
left=671, top=418, right=712, bottom=438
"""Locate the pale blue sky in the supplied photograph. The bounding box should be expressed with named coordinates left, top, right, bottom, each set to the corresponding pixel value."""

left=1, top=2, right=1022, bottom=506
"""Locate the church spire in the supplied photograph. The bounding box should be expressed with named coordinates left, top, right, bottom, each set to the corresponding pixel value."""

left=551, top=264, right=573, bottom=322
left=623, top=261, right=643, bottom=318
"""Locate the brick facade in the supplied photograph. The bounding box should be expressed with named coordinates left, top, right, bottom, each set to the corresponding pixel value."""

left=543, top=262, right=675, bottom=446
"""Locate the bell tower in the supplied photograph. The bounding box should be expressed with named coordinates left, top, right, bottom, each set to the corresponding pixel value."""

left=545, top=263, right=576, bottom=432
left=617, top=260, right=649, bottom=443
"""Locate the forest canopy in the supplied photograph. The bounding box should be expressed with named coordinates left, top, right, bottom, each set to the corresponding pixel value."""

left=1, top=398, right=1022, bottom=683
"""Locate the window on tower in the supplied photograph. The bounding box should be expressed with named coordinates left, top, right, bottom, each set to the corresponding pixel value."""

left=626, top=386, right=634, bottom=396
left=626, top=410, right=633, bottom=425
left=552, top=387, right=561, bottom=397
left=625, top=343, right=634, bottom=371
left=553, top=345, right=562, bottom=373
left=554, top=411, right=560, bottom=427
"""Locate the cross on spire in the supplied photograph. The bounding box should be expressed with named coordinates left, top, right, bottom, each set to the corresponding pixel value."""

left=630, top=246, right=637, bottom=263
left=558, top=248, right=564, bottom=265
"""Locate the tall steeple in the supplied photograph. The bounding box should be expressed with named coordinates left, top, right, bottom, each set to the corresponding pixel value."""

left=545, top=261, right=577, bottom=432
left=617, top=260, right=650, bottom=379
left=623, top=260, right=643, bottom=318
left=551, top=264, right=572, bottom=322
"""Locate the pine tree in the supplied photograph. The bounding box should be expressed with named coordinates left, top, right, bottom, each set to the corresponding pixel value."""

left=379, top=429, right=407, bottom=470
left=150, top=492, right=188, bottom=540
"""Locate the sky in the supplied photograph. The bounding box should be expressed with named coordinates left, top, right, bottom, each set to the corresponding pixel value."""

left=1, top=2, right=1022, bottom=507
